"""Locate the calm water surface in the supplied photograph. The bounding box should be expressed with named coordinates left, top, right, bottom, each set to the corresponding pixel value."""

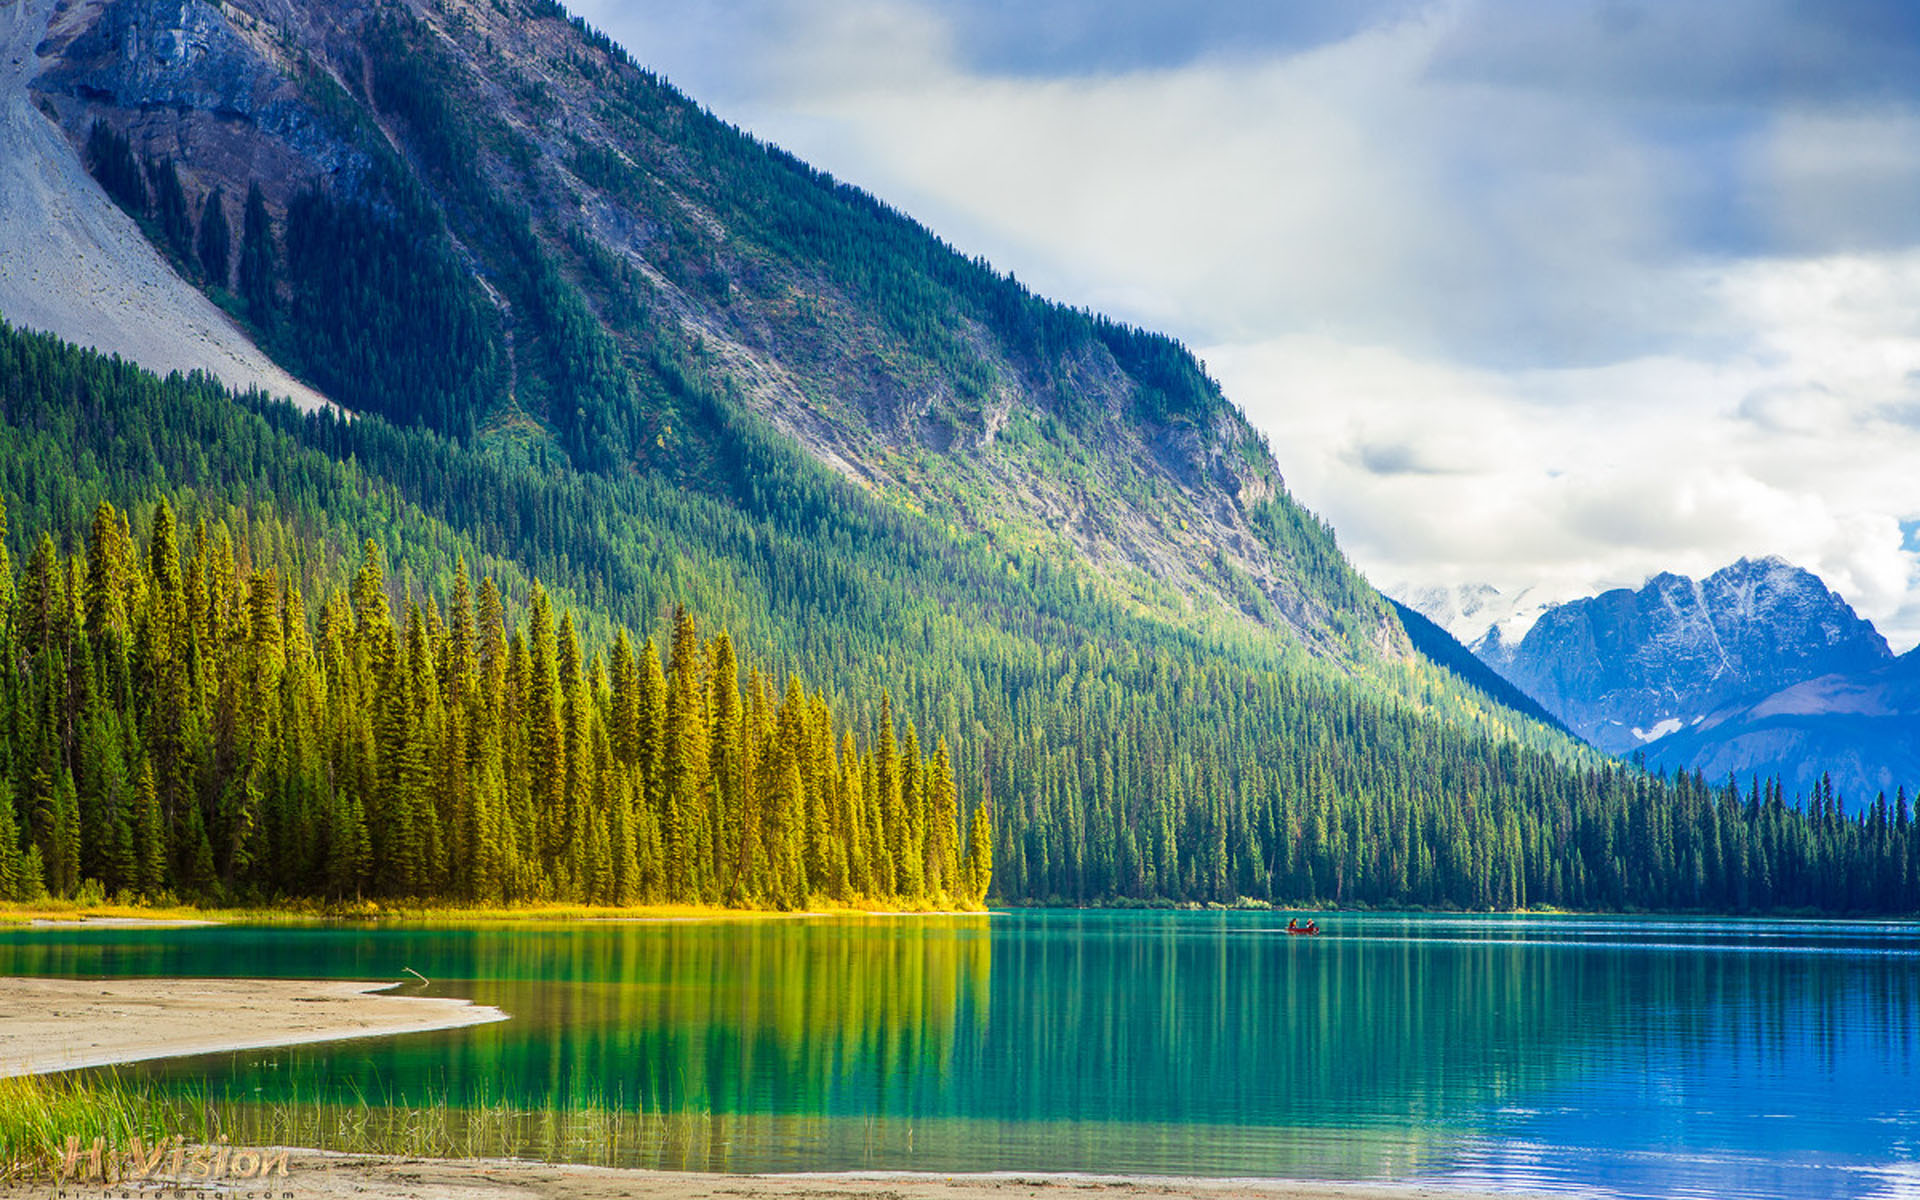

left=4, top=911, right=1917, bottom=1199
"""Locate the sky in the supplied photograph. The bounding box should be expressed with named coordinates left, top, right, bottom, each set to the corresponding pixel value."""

left=568, top=0, right=1920, bottom=649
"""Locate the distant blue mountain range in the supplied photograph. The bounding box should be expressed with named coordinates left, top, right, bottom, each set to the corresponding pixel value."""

left=1408, top=558, right=1916, bottom=803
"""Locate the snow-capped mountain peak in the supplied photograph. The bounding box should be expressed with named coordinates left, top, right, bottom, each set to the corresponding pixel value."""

left=1390, top=581, right=1557, bottom=650
left=1452, top=557, right=1893, bottom=756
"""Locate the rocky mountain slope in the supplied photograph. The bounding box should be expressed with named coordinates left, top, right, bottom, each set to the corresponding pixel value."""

left=0, top=0, right=325, bottom=408
left=14, top=0, right=1400, bottom=658
left=1640, top=648, right=1920, bottom=804
left=1441, top=558, right=1893, bottom=756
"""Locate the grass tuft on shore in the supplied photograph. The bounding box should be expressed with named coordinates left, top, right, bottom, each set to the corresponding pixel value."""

left=0, top=1071, right=719, bottom=1178
left=0, top=1072, right=174, bottom=1178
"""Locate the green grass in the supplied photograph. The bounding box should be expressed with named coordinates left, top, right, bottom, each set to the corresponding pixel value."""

left=0, top=1072, right=719, bottom=1179
left=0, top=900, right=328, bottom=927
left=0, top=1072, right=178, bottom=1180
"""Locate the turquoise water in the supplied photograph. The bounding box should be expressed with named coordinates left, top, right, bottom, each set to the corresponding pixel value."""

left=4, top=911, right=1917, bottom=1198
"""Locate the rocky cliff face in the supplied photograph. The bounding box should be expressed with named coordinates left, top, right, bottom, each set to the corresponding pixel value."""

left=0, top=0, right=326, bottom=407
left=1473, top=558, right=1892, bottom=755
left=32, top=0, right=375, bottom=213
left=15, top=0, right=1398, bottom=659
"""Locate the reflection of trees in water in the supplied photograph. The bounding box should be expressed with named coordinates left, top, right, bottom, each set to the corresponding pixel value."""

left=88, top=917, right=995, bottom=1120
left=982, top=916, right=1920, bottom=1130
left=460, top=915, right=997, bottom=1116
left=26, top=916, right=1920, bottom=1174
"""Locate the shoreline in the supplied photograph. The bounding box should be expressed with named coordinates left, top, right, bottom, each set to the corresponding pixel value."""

left=0, top=977, right=507, bottom=1078
left=6, top=900, right=1898, bottom=927
left=238, top=1153, right=1566, bottom=1200
left=0, top=901, right=989, bottom=927
left=0, top=1148, right=1564, bottom=1200
left=24, top=916, right=217, bottom=929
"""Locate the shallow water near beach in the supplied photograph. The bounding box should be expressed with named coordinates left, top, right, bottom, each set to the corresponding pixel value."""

left=4, top=910, right=1916, bottom=1199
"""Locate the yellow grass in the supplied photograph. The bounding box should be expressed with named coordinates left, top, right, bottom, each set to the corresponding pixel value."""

left=0, top=896, right=987, bottom=927
left=0, top=900, right=260, bottom=926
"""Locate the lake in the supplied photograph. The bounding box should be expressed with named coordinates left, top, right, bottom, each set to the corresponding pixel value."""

left=4, top=910, right=1916, bottom=1199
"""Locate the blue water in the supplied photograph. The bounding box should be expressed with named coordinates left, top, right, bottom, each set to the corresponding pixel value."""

left=4, top=910, right=1916, bottom=1199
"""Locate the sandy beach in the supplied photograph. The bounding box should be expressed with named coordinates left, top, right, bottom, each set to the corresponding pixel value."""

left=0, top=976, right=507, bottom=1076
left=187, top=1154, right=1561, bottom=1200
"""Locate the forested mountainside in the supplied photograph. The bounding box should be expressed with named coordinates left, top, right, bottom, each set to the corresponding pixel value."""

left=6, top=324, right=1918, bottom=912
left=31, top=0, right=1388, bottom=655
left=1388, top=600, right=1567, bottom=735
left=3, top=0, right=1913, bottom=912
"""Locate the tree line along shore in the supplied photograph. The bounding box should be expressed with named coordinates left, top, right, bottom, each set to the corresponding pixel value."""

left=0, top=494, right=991, bottom=908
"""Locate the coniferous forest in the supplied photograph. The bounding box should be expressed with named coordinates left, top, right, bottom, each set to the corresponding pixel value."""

left=0, top=491, right=987, bottom=907
left=0, top=322, right=1913, bottom=912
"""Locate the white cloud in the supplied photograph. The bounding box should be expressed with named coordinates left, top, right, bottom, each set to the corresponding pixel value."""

left=1205, top=251, right=1920, bottom=648
left=707, top=3, right=1716, bottom=368
left=1764, top=110, right=1920, bottom=252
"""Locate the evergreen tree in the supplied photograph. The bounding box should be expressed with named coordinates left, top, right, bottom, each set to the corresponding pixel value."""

left=708, top=631, right=744, bottom=902
left=663, top=607, right=706, bottom=899
left=85, top=121, right=146, bottom=215
left=198, top=186, right=232, bottom=288
left=525, top=585, right=563, bottom=883
left=0, top=778, right=23, bottom=900
left=134, top=758, right=166, bottom=896
left=964, top=800, right=993, bottom=905
left=238, top=182, right=276, bottom=326
left=926, top=738, right=960, bottom=899
left=0, top=491, right=15, bottom=649
left=610, top=628, right=641, bottom=768
left=149, top=158, right=195, bottom=267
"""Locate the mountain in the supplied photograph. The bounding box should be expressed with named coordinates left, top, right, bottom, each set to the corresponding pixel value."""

left=1391, top=581, right=1556, bottom=649
left=1469, top=558, right=1893, bottom=755
left=17, top=0, right=1387, bottom=654
left=1404, top=560, right=1920, bottom=804
left=0, top=0, right=1908, bottom=912
left=0, top=0, right=1594, bottom=907
left=0, top=0, right=326, bottom=409
left=1387, top=599, right=1569, bottom=735
left=1641, top=649, right=1920, bottom=805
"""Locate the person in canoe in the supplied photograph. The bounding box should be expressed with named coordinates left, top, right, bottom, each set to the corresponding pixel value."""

left=1285, top=917, right=1320, bottom=936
